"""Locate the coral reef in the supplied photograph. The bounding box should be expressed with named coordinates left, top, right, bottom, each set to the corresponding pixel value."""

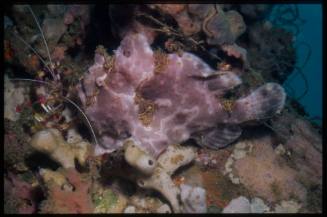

left=125, top=190, right=171, bottom=213
left=135, top=144, right=196, bottom=212
left=229, top=136, right=307, bottom=204
left=285, top=118, right=322, bottom=181
left=241, top=22, right=296, bottom=82
left=7, top=4, right=90, bottom=73
left=101, top=143, right=196, bottom=213
left=39, top=168, right=72, bottom=189
left=223, top=140, right=254, bottom=184
left=270, top=113, right=322, bottom=212
left=152, top=4, right=246, bottom=46
left=40, top=168, right=94, bottom=213
left=4, top=172, right=41, bottom=214
left=3, top=4, right=322, bottom=214
left=222, top=195, right=301, bottom=213
left=92, top=186, right=127, bottom=213
left=30, top=128, right=91, bottom=168
left=4, top=121, right=33, bottom=171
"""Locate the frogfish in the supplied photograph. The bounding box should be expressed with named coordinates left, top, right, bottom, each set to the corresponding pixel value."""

left=78, top=32, right=286, bottom=158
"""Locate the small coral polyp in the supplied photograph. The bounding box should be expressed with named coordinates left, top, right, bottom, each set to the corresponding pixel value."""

left=79, top=31, right=286, bottom=158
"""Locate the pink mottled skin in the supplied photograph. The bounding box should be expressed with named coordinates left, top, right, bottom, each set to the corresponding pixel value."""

left=78, top=32, right=286, bottom=158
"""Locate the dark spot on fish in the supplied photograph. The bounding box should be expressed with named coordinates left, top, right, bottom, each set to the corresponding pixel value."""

left=174, top=112, right=188, bottom=124
left=260, top=88, right=269, bottom=97
left=139, top=84, right=162, bottom=100
left=262, top=105, right=278, bottom=117
left=269, top=97, right=282, bottom=107
left=123, top=49, right=131, bottom=57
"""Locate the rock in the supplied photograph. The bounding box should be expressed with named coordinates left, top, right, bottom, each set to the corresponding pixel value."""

left=274, top=200, right=301, bottom=213
left=156, top=204, right=171, bottom=213
left=225, top=10, right=246, bottom=39
left=274, top=144, right=286, bottom=155
left=223, top=196, right=251, bottom=213
left=250, top=197, right=270, bottom=213
left=124, top=206, right=136, bottom=213
left=128, top=190, right=168, bottom=213
left=180, top=184, right=207, bottom=213
left=223, top=196, right=271, bottom=213
left=232, top=149, right=247, bottom=160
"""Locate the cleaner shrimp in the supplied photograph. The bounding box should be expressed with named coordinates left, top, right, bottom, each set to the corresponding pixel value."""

left=4, top=5, right=99, bottom=148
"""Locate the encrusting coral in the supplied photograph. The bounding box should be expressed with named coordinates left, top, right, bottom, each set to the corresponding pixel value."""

left=92, top=183, right=128, bottom=213
left=39, top=168, right=73, bottom=190
left=4, top=172, right=40, bottom=214
left=40, top=168, right=93, bottom=213
left=30, top=128, right=90, bottom=168
left=229, top=136, right=307, bottom=203
left=222, top=195, right=301, bottom=213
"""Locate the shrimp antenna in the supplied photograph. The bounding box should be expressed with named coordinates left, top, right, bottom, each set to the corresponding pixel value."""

left=26, top=5, right=55, bottom=79
left=62, top=96, right=99, bottom=147
left=12, top=30, right=55, bottom=78
left=9, top=78, right=99, bottom=147
left=9, top=78, right=55, bottom=87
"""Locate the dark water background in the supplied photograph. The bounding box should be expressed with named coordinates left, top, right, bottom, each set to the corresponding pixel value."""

left=271, top=4, right=322, bottom=126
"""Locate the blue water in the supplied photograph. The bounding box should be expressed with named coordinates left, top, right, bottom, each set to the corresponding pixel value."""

left=271, top=4, right=322, bottom=125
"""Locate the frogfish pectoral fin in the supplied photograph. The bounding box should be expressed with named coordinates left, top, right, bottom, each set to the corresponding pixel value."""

left=192, top=124, right=242, bottom=149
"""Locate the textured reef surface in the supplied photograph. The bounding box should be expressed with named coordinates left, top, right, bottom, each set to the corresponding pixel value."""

left=4, top=4, right=322, bottom=214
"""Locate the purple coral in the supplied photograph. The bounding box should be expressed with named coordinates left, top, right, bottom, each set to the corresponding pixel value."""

left=78, top=32, right=286, bottom=158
